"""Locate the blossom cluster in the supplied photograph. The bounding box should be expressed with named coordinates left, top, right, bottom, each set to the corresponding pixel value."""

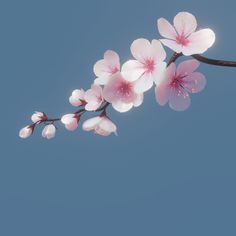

left=19, top=12, right=216, bottom=139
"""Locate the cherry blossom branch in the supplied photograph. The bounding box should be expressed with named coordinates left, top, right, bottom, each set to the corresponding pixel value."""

left=19, top=11, right=236, bottom=140
left=192, top=54, right=236, bottom=67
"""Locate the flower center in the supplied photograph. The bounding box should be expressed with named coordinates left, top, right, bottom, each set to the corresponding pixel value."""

left=110, top=67, right=119, bottom=74
left=176, top=34, right=190, bottom=46
left=117, top=80, right=133, bottom=97
left=170, top=76, right=184, bottom=89
left=144, top=59, right=155, bottom=73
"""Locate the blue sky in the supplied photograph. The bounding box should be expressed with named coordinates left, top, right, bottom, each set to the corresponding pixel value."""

left=1, top=0, right=236, bottom=235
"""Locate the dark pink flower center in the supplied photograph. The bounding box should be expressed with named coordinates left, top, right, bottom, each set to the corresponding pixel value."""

left=110, top=67, right=119, bottom=74
left=170, top=75, right=185, bottom=89
left=117, top=80, right=133, bottom=97
left=176, top=34, right=190, bottom=46
left=144, top=59, right=155, bottom=73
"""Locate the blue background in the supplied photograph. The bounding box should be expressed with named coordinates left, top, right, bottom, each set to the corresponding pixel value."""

left=1, top=0, right=236, bottom=235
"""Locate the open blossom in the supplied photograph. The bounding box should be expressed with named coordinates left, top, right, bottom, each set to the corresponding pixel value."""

left=103, top=72, right=143, bottom=113
left=94, top=50, right=120, bottom=85
left=19, top=124, right=35, bottom=139
left=69, top=89, right=85, bottom=107
left=31, top=111, right=47, bottom=123
left=84, top=84, right=103, bottom=111
left=157, top=12, right=215, bottom=56
left=121, top=38, right=167, bottom=93
left=155, top=59, right=206, bottom=111
left=61, top=113, right=80, bottom=131
left=42, top=124, right=56, bottom=139
left=82, top=115, right=117, bottom=136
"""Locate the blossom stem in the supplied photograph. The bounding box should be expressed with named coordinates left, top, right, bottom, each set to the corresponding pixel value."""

left=167, top=53, right=182, bottom=66
left=192, top=54, right=236, bottom=67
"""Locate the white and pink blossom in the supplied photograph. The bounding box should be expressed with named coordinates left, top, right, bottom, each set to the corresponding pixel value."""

left=82, top=115, right=117, bottom=136
left=84, top=84, right=104, bottom=111
left=155, top=59, right=206, bottom=111
left=94, top=50, right=120, bottom=85
left=121, top=38, right=167, bottom=93
left=31, top=111, right=47, bottom=123
left=61, top=113, right=80, bottom=131
left=69, top=89, right=85, bottom=107
left=103, top=72, right=143, bottom=113
left=157, top=12, right=215, bottom=56
left=42, top=124, right=56, bottom=139
left=19, top=125, right=35, bottom=139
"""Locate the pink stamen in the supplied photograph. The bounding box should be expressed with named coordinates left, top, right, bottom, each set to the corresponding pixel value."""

left=176, top=34, right=190, bottom=46
left=117, top=81, right=133, bottom=96
left=144, top=59, right=155, bottom=73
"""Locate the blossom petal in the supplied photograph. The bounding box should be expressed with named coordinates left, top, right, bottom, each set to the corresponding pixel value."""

left=152, top=61, right=167, bottom=86
left=177, top=59, right=200, bottom=76
left=121, top=60, right=145, bottom=82
left=182, top=29, right=216, bottom=56
left=159, top=39, right=182, bottom=53
left=155, top=82, right=169, bottom=106
left=42, top=124, right=56, bottom=139
left=130, top=38, right=152, bottom=62
left=61, top=114, right=75, bottom=124
left=183, top=72, right=206, bottom=93
left=157, top=18, right=177, bottom=40
left=94, top=77, right=110, bottom=85
left=151, top=40, right=166, bottom=62
left=134, top=73, right=154, bottom=93
left=65, top=122, right=78, bottom=131
left=82, top=116, right=102, bottom=131
left=112, top=100, right=133, bottom=113
left=169, top=87, right=191, bottom=111
left=173, top=12, right=197, bottom=37
left=98, top=118, right=117, bottom=135
left=104, top=50, right=120, bottom=69
left=133, top=93, right=144, bottom=107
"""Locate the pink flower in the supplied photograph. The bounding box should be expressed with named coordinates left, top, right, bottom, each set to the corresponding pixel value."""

left=69, top=89, right=85, bottom=107
left=82, top=115, right=117, bottom=136
left=121, top=38, right=167, bottom=93
left=84, top=84, right=104, bottom=111
left=19, top=124, right=35, bottom=139
left=157, top=12, right=215, bottom=56
left=94, top=50, right=120, bottom=85
left=61, top=114, right=80, bottom=131
left=31, top=111, right=47, bottom=123
left=42, top=124, right=56, bottom=139
left=155, top=59, right=206, bottom=111
left=103, top=72, right=143, bottom=113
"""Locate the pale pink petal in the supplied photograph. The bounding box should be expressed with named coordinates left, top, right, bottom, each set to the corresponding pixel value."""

left=85, top=101, right=102, bottom=111
left=130, top=38, right=152, bottom=62
left=19, top=126, right=32, bottom=139
left=157, top=18, right=177, bottom=40
left=133, top=93, right=144, bottom=107
left=152, top=61, right=167, bottom=86
left=173, top=12, right=197, bottom=37
left=169, top=87, right=191, bottom=111
left=93, top=59, right=111, bottom=78
left=69, top=89, right=85, bottom=106
left=159, top=39, right=182, bottom=53
left=151, top=40, right=166, bottom=62
left=104, top=50, right=120, bottom=69
left=121, top=60, right=145, bottom=82
left=112, top=100, right=133, bottom=113
left=166, top=62, right=176, bottom=79
left=98, top=117, right=117, bottom=135
left=61, top=114, right=75, bottom=124
left=31, top=111, right=45, bottom=123
left=94, top=77, right=110, bottom=85
left=65, top=122, right=78, bottom=131
left=155, top=82, right=170, bottom=106
left=177, top=59, right=200, bottom=76
left=182, top=29, right=215, bottom=56
left=183, top=72, right=206, bottom=93
left=42, top=124, right=56, bottom=139
left=133, top=73, right=154, bottom=93
left=82, top=116, right=102, bottom=131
